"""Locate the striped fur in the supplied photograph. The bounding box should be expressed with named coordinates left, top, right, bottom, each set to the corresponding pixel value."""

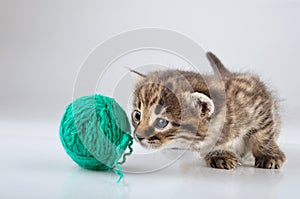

left=131, top=52, right=286, bottom=169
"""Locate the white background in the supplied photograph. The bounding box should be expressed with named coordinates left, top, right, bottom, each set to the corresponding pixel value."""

left=0, top=0, right=299, bottom=198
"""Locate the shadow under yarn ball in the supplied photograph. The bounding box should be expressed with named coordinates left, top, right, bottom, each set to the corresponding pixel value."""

left=59, top=94, right=133, bottom=179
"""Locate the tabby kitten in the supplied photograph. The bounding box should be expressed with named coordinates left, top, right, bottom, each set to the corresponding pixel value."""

left=131, top=52, right=286, bottom=169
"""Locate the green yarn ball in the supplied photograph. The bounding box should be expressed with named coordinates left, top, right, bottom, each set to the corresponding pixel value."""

left=59, top=94, right=133, bottom=179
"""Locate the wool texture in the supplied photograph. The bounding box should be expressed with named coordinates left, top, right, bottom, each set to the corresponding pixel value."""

left=59, top=94, right=133, bottom=181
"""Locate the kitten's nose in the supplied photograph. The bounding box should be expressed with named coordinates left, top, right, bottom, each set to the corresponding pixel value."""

left=135, top=134, right=145, bottom=141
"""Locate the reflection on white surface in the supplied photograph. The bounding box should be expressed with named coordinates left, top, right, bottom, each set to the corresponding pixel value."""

left=0, top=120, right=299, bottom=199
left=58, top=169, right=130, bottom=199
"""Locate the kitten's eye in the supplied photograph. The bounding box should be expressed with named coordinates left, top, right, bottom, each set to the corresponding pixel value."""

left=156, top=118, right=169, bottom=129
left=132, top=110, right=141, bottom=122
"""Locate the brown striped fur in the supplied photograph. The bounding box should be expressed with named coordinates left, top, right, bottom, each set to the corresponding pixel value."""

left=131, top=52, right=286, bottom=169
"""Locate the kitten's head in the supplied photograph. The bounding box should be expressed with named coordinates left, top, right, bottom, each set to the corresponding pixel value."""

left=131, top=70, right=215, bottom=150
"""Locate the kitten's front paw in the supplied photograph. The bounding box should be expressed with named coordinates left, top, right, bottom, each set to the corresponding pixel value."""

left=255, top=154, right=285, bottom=169
left=205, top=151, right=239, bottom=170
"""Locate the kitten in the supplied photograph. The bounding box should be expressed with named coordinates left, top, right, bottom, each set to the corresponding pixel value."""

left=131, top=52, right=286, bottom=169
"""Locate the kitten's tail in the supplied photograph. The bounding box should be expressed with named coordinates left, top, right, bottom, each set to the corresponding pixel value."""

left=206, top=52, right=231, bottom=76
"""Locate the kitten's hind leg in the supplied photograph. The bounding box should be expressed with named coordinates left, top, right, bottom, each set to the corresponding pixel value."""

left=250, top=134, right=286, bottom=169
left=205, top=150, right=239, bottom=169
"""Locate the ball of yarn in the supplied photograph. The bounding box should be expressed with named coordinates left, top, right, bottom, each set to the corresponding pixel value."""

left=59, top=94, right=133, bottom=180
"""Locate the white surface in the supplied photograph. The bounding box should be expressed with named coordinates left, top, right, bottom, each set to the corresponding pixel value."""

left=0, top=120, right=299, bottom=199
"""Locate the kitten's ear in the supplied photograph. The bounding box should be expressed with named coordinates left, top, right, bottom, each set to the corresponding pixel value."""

left=191, top=92, right=215, bottom=117
left=128, top=68, right=146, bottom=83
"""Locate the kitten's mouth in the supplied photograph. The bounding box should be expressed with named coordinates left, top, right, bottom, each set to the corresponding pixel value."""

left=141, top=140, right=162, bottom=149
left=133, top=134, right=162, bottom=149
